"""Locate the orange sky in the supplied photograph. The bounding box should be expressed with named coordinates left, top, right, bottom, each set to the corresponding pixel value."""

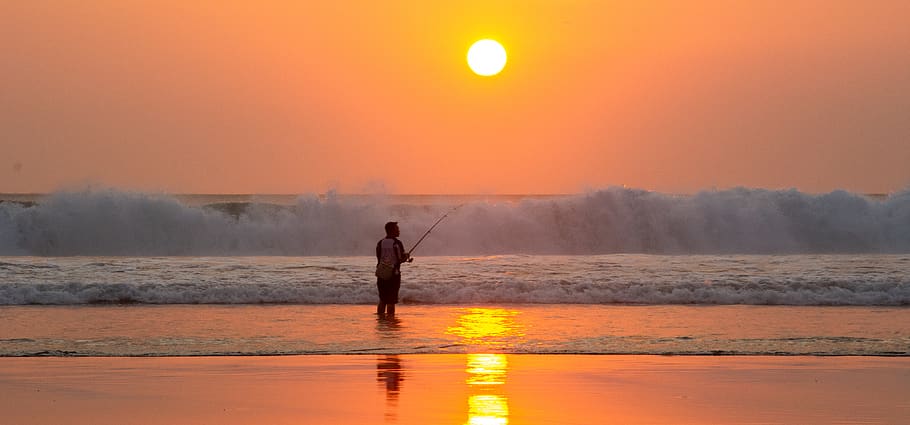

left=2, top=1, right=909, bottom=194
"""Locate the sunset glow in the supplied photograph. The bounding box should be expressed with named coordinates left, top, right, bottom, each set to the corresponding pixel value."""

left=2, top=2, right=908, bottom=194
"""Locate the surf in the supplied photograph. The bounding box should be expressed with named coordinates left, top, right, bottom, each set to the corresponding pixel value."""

left=1, top=187, right=908, bottom=256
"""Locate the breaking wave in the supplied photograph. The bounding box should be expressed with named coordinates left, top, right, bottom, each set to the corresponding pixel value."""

left=2, top=274, right=907, bottom=306
left=1, top=254, right=907, bottom=306
left=1, top=187, right=909, bottom=256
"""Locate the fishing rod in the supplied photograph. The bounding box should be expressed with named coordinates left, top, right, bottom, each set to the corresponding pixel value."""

left=407, top=204, right=463, bottom=257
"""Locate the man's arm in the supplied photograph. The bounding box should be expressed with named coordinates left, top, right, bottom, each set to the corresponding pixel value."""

left=394, top=240, right=409, bottom=265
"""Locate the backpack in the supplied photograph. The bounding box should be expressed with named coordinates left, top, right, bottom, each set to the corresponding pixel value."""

left=376, top=237, right=402, bottom=280
left=375, top=261, right=396, bottom=280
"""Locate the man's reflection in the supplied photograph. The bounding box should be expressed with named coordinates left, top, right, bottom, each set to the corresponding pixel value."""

left=376, top=316, right=404, bottom=422
left=377, top=355, right=404, bottom=423
left=376, top=314, right=403, bottom=337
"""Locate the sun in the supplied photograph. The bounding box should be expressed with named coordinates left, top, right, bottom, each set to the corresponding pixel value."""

left=467, top=39, right=507, bottom=77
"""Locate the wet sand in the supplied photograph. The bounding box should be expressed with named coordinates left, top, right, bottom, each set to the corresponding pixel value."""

left=1, top=355, right=908, bottom=424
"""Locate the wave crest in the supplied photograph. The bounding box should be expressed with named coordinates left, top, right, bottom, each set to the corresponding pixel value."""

left=1, top=187, right=908, bottom=255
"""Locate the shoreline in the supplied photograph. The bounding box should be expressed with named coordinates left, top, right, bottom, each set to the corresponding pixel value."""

left=2, top=355, right=908, bottom=424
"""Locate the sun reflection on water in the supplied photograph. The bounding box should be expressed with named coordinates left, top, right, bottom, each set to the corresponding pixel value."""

left=467, top=353, right=508, bottom=386
left=468, top=394, right=509, bottom=425
left=446, top=308, right=525, bottom=349
left=448, top=308, right=522, bottom=425
left=466, top=354, right=509, bottom=425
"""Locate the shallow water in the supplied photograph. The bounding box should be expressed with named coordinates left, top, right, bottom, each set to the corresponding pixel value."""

left=2, top=254, right=908, bottom=357
left=2, top=304, right=907, bottom=356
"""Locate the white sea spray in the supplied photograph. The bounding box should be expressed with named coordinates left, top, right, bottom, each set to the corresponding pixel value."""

left=1, top=187, right=909, bottom=256
left=1, top=255, right=907, bottom=306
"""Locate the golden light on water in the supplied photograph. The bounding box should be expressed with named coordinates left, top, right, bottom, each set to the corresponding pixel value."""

left=466, top=354, right=510, bottom=425
left=445, top=309, right=523, bottom=424
left=445, top=308, right=525, bottom=348
left=450, top=308, right=521, bottom=425
left=468, top=394, right=509, bottom=425
left=467, top=353, right=508, bottom=386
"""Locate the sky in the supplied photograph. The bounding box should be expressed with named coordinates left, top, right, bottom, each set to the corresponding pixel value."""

left=2, top=1, right=909, bottom=194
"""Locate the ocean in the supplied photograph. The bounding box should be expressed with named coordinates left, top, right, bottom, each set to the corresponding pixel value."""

left=1, top=188, right=908, bottom=357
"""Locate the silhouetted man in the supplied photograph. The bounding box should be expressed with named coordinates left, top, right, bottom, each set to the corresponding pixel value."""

left=376, top=221, right=410, bottom=315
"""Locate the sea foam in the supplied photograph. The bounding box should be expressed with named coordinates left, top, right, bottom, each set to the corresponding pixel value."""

left=0, top=255, right=907, bottom=306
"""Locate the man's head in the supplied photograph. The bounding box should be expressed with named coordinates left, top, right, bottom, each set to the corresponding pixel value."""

left=384, top=221, right=399, bottom=237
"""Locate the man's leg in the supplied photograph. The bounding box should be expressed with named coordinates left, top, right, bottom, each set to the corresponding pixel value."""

left=385, top=275, right=400, bottom=316
left=377, top=278, right=386, bottom=315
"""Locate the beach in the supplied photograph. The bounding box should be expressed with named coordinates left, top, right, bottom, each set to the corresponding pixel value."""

left=2, top=355, right=908, bottom=424
left=2, top=195, right=909, bottom=423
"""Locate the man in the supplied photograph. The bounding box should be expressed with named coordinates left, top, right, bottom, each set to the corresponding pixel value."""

left=376, top=221, right=411, bottom=316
